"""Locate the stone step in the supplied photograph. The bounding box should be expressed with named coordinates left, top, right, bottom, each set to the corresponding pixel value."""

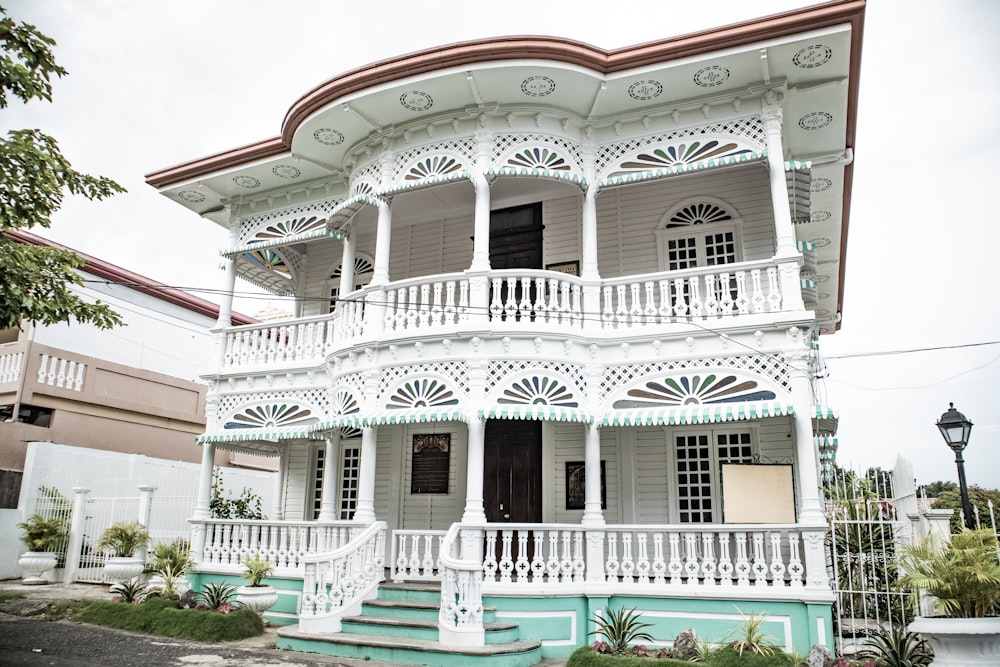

left=277, top=627, right=542, bottom=667
left=341, top=613, right=521, bottom=644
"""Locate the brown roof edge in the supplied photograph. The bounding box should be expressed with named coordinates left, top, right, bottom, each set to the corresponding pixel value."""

left=145, top=0, right=865, bottom=190
left=5, top=230, right=258, bottom=326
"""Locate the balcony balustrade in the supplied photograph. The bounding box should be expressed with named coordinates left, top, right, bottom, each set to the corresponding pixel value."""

left=215, top=258, right=796, bottom=373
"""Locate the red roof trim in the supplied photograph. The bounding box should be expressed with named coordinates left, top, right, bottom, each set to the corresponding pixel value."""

left=5, top=230, right=257, bottom=326
left=145, top=0, right=866, bottom=190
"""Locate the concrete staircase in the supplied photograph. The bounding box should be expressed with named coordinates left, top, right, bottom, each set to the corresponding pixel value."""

left=276, top=582, right=542, bottom=667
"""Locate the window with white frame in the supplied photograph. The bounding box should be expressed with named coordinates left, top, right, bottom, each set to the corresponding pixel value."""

left=674, top=428, right=755, bottom=523
left=309, top=433, right=362, bottom=520
left=655, top=199, right=743, bottom=271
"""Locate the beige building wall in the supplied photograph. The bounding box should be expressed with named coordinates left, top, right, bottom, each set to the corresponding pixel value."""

left=0, top=340, right=213, bottom=471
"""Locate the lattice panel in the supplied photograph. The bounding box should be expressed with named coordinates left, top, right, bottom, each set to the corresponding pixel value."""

left=349, top=159, right=383, bottom=196
left=594, top=117, right=765, bottom=178
left=486, top=360, right=586, bottom=396
left=237, top=200, right=345, bottom=245
left=215, top=388, right=331, bottom=425
left=600, top=354, right=789, bottom=402
left=392, top=138, right=477, bottom=180
left=330, top=372, right=369, bottom=411
left=491, top=133, right=584, bottom=172
left=376, top=362, right=469, bottom=403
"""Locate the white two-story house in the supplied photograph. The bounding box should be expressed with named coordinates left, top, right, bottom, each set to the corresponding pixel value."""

left=146, top=2, right=863, bottom=663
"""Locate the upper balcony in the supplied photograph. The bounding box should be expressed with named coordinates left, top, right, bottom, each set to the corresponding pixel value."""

left=214, top=250, right=816, bottom=377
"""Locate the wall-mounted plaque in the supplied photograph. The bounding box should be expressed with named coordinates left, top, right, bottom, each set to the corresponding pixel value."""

left=566, top=460, right=606, bottom=510
left=411, top=434, right=450, bottom=494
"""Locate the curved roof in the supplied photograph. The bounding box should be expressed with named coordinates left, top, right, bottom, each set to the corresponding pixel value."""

left=146, top=0, right=864, bottom=190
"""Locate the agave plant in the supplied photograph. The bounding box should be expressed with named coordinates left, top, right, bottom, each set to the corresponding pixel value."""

left=196, top=582, right=238, bottom=611
left=856, top=625, right=933, bottom=667
left=588, top=606, right=654, bottom=656
left=725, top=610, right=778, bottom=657
left=112, top=577, right=148, bottom=604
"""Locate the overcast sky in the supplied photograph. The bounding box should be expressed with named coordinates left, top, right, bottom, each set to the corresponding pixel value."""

left=5, top=1, right=999, bottom=492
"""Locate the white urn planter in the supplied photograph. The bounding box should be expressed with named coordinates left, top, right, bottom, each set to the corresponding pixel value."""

left=909, top=617, right=1000, bottom=667
left=236, top=585, right=278, bottom=614
left=104, top=556, right=145, bottom=589
left=18, top=551, right=58, bottom=585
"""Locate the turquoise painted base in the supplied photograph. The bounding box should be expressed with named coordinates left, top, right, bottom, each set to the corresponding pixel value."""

left=485, top=593, right=832, bottom=658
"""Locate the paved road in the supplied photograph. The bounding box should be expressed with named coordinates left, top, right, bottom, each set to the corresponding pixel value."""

left=0, top=615, right=353, bottom=667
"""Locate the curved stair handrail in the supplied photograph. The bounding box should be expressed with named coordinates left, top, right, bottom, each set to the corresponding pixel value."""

left=438, top=522, right=486, bottom=646
left=299, top=520, right=387, bottom=633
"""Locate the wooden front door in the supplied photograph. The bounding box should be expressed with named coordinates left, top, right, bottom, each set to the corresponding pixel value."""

left=483, top=420, right=542, bottom=523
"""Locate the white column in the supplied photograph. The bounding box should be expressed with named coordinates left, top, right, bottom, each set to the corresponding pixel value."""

left=762, top=96, right=805, bottom=312
left=273, top=448, right=288, bottom=520
left=762, top=97, right=797, bottom=258
left=787, top=337, right=823, bottom=524
left=470, top=175, right=491, bottom=272
left=338, top=235, right=356, bottom=301
left=582, top=423, right=605, bottom=526
left=581, top=184, right=599, bottom=280
left=216, top=257, right=237, bottom=328
left=354, top=427, right=377, bottom=523
left=63, top=487, right=90, bottom=584
left=462, top=416, right=487, bottom=524
left=318, top=433, right=341, bottom=521
left=370, top=200, right=392, bottom=287
left=193, top=442, right=216, bottom=520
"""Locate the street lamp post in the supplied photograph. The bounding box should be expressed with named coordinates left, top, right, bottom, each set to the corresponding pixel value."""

left=935, top=403, right=974, bottom=530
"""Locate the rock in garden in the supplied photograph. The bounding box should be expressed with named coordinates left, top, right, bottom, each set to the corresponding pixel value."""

left=672, top=628, right=698, bottom=658
left=806, top=644, right=833, bottom=667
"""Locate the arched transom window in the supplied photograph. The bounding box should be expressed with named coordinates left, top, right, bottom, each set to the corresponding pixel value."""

left=655, top=199, right=743, bottom=272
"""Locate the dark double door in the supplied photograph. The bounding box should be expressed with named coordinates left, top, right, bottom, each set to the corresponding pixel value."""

left=483, top=420, right=542, bottom=524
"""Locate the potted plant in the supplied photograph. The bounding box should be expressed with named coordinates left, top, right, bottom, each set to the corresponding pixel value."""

left=900, top=527, right=1000, bottom=667
left=97, top=520, right=150, bottom=586
left=146, top=539, right=193, bottom=598
left=236, top=555, right=278, bottom=616
left=16, top=515, right=68, bottom=585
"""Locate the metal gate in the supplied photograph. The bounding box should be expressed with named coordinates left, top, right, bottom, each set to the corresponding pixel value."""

left=825, top=468, right=914, bottom=655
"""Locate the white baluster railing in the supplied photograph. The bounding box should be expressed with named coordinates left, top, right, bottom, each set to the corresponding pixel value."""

left=438, top=524, right=485, bottom=646
left=390, top=529, right=446, bottom=582
left=299, top=521, right=386, bottom=633
left=0, top=349, right=23, bottom=385
left=600, top=259, right=784, bottom=329
left=192, top=519, right=360, bottom=570
left=35, top=353, right=85, bottom=391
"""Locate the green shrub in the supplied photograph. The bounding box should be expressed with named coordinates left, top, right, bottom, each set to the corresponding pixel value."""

left=709, top=646, right=795, bottom=666
left=566, top=645, right=691, bottom=667
left=73, top=596, right=262, bottom=641
left=856, top=625, right=933, bottom=667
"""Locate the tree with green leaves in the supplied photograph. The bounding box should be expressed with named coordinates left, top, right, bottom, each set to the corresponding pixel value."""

left=0, top=6, right=124, bottom=330
left=933, top=485, right=1000, bottom=533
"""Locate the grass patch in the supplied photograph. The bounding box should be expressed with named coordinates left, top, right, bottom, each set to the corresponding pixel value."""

left=73, top=596, right=263, bottom=642
left=0, top=591, right=24, bottom=602
left=567, top=645, right=797, bottom=667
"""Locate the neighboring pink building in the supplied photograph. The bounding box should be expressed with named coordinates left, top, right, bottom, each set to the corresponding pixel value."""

left=0, top=231, right=261, bottom=492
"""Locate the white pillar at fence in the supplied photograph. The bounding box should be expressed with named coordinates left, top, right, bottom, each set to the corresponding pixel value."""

left=318, top=433, right=340, bottom=521
left=137, top=485, right=156, bottom=526
left=354, top=427, right=377, bottom=523
left=63, top=487, right=90, bottom=584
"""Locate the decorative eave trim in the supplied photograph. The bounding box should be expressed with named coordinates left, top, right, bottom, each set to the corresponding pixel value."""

left=602, top=401, right=794, bottom=426
left=600, top=150, right=765, bottom=188
left=143, top=1, right=865, bottom=190
left=221, top=228, right=345, bottom=258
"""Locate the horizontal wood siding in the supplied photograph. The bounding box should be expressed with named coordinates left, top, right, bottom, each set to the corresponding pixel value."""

left=399, top=424, right=466, bottom=530
left=633, top=427, right=671, bottom=524
left=551, top=422, right=619, bottom=523
left=543, top=196, right=581, bottom=267
left=596, top=168, right=774, bottom=277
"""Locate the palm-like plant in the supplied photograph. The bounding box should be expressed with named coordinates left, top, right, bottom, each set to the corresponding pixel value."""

left=725, top=610, right=778, bottom=657
left=97, top=521, right=150, bottom=557
left=856, top=625, right=933, bottom=667
left=897, top=528, right=1000, bottom=618
left=588, top=606, right=654, bottom=656
left=240, top=556, right=272, bottom=587
left=196, top=582, right=238, bottom=610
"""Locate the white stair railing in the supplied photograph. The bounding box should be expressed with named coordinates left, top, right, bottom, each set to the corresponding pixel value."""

left=299, top=521, right=387, bottom=633
left=437, top=523, right=485, bottom=646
